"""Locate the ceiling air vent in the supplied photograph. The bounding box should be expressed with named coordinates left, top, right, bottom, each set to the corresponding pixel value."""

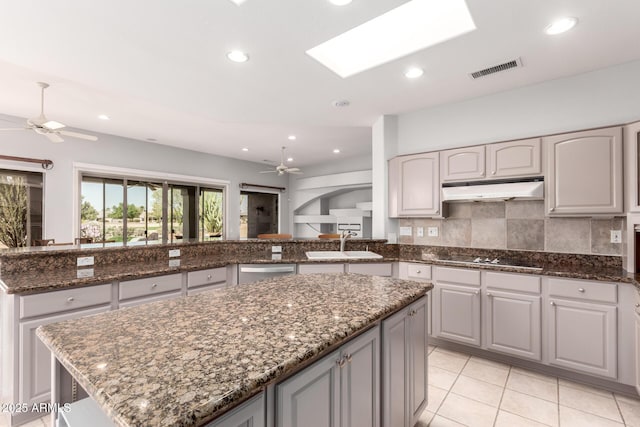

left=469, top=57, right=523, bottom=79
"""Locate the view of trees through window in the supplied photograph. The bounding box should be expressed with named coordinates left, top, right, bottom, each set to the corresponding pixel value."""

left=80, top=175, right=223, bottom=243
left=0, top=169, right=43, bottom=248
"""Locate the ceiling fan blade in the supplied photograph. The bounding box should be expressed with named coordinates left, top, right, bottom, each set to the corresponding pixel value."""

left=58, top=130, right=98, bottom=141
left=286, top=168, right=301, bottom=172
left=45, top=132, right=64, bottom=143
left=288, top=170, right=304, bottom=175
left=259, top=170, right=277, bottom=174
left=0, top=127, right=27, bottom=131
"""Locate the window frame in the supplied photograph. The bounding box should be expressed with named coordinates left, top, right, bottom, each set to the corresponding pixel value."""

left=239, top=187, right=282, bottom=239
left=73, top=162, right=229, bottom=242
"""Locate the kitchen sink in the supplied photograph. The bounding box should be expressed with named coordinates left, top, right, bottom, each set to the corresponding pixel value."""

left=305, top=251, right=383, bottom=260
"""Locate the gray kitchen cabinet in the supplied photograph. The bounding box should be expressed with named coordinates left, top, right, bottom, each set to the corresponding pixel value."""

left=298, top=263, right=345, bottom=274
left=347, top=263, right=392, bottom=277
left=440, top=145, right=485, bottom=182
left=118, top=273, right=183, bottom=307
left=277, top=326, right=379, bottom=427
left=625, top=120, right=640, bottom=213
left=388, top=152, right=440, bottom=217
left=486, top=138, right=542, bottom=179
left=432, top=267, right=481, bottom=346
left=545, top=126, right=623, bottom=215
left=547, top=277, right=618, bottom=379
left=208, top=393, right=265, bottom=427
left=382, top=296, right=428, bottom=427
left=398, top=262, right=432, bottom=335
left=483, top=272, right=541, bottom=361
left=187, top=267, right=227, bottom=296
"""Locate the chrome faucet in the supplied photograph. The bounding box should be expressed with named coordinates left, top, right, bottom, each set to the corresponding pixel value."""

left=340, top=230, right=354, bottom=252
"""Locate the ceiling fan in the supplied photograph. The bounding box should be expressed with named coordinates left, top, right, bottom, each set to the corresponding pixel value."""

left=260, top=146, right=303, bottom=175
left=0, top=82, right=98, bottom=143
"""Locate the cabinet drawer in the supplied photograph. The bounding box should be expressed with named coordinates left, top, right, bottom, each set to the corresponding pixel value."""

left=20, top=283, right=111, bottom=319
left=485, top=272, right=540, bottom=293
left=119, top=274, right=182, bottom=301
left=187, top=282, right=227, bottom=296
left=298, top=264, right=345, bottom=274
left=407, top=264, right=431, bottom=280
left=548, top=278, right=617, bottom=303
left=187, top=267, right=226, bottom=288
left=347, top=263, right=392, bottom=277
left=434, top=267, right=480, bottom=286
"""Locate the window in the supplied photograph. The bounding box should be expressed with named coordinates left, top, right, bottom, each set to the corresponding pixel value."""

left=80, top=174, right=224, bottom=243
left=239, top=191, right=279, bottom=238
left=0, top=169, right=43, bottom=248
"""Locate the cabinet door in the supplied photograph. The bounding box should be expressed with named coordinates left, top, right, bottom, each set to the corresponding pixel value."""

left=347, top=263, right=392, bottom=277
left=625, top=121, right=640, bottom=212
left=441, top=146, right=485, bottom=182
left=276, top=350, right=340, bottom=427
left=298, top=264, right=345, bottom=274
left=340, top=327, right=380, bottom=427
left=546, top=126, right=623, bottom=215
left=484, top=290, right=541, bottom=361
left=548, top=298, right=617, bottom=378
left=19, top=306, right=110, bottom=406
left=432, top=283, right=481, bottom=346
left=408, top=297, right=428, bottom=426
left=382, top=306, right=408, bottom=427
left=486, top=138, right=541, bottom=179
left=390, top=153, right=440, bottom=217
left=209, top=393, right=264, bottom=427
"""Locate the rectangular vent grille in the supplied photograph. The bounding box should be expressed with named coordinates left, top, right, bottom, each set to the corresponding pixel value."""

left=470, top=58, right=523, bottom=79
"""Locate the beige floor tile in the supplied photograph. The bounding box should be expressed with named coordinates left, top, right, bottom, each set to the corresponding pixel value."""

left=437, top=392, right=498, bottom=427
left=41, top=415, right=52, bottom=427
left=510, top=366, right=558, bottom=384
left=558, top=378, right=613, bottom=398
left=428, top=415, right=467, bottom=427
left=495, top=410, right=550, bottom=427
left=506, top=371, right=558, bottom=403
left=461, top=358, right=509, bottom=387
left=429, top=348, right=469, bottom=374
left=415, top=409, right=436, bottom=427
left=428, top=345, right=437, bottom=354
left=559, top=383, right=622, bottom=423
left=450, top=375, right=504, bottom=407
left=615, top=394, right=640, bottom=426
left=500, top=389, right=559, bottom=426
left=426, top=385, right=448, bottom=413
left=468, top=355, right=510, bottom=370
left=432, top=347, right=472, bottom=360
left=18, top=419, right=45, bottom=427
left=559, top=405, right=624, bottom=427
left=429, top=365, right=459, bottom=391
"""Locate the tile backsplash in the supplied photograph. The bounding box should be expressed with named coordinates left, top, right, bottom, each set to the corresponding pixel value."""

left=399, top=200, right=625, bottom=256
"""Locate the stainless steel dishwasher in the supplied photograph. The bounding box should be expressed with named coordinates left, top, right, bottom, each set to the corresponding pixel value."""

left=237, top=264, right=296, bottom=284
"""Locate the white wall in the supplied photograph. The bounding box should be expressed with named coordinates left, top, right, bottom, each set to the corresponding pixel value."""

left=0, top=115, right=289, bottom=241
left=397, top=59, right=640, bottom=154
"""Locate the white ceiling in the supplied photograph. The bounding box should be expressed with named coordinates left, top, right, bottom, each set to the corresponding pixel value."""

left=0, top=0, right=639, bottom=167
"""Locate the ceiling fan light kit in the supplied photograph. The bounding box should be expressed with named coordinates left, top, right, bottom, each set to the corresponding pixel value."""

left=0, top=82, right=98, bottom=143
left=260, top=146, right=303, bottom=176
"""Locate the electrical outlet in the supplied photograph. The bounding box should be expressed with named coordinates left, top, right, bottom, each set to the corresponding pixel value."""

left=169, top=249, right=180, bottom=258
left=399, top=227, right=412, bottom=236
left=272, top=245, right=282, bottom=253
left=272, top=253, right=282, bottom=261
left=611, top=230, right=622, bottom=243
left=169, top=259, right=181, bottom=267
left=428, top=227, right=439, bottom=237
left=77, top=256, right=94, bottom=267
left=416, top=227, right=424, bottom=237
left=76, top=268, right=94, bottom=278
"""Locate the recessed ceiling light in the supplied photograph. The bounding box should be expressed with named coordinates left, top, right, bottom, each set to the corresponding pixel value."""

left=307, top=0, right=476, bottom=78
left=545, top=17, right=578, bottom=35
left=242, top=147, right=249, bottom=152
left=98, top=114, right=110, bottom=120
left=333, top=99, right=350, bottom=108
left=227, top=50, right=249, bottom=63
left=288, top=135, right=297, bottom=141
left=333, top=149, right=341, bottom=154
left=404, top=67, right=424, bottom=79
left=228, top=0, right=248, bottom=5
left=329, top=0, right=352, bottom=5
left=287, top=157, right=294, bottom=162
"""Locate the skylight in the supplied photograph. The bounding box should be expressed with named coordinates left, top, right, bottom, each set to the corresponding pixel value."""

left=306, top=0, right=476, bottom=78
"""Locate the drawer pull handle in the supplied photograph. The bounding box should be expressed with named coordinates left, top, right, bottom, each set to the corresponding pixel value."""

left=492, top=170, right=496, bottom=175
left=336, top=357, right=346, bottom=368
left=151, top=284, right=158, bottom=289
left=474, top=290, right=480, bottom=295
left=207, top=275, right=212, bottom=280
left=346, top=354, right=353, bottom=363
left=416, top=270, right=421, bottom=274
left=550, top=301, right=556, bottom=306
left=549, top=207, right=555, bottom=212
left=67, top=297, right=75, bottom=302
left=578, top=288, right=585, bottom=293
left=487, top=292, right=492, bottom=297
left=636, top=303, right=640, bottom=308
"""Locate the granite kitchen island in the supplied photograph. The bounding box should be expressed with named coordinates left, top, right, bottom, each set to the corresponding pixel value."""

left=36, top=273, right=431, bottom=427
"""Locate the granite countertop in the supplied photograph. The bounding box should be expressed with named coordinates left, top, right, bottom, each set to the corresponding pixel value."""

left=36, top=273, right=431, bottom=427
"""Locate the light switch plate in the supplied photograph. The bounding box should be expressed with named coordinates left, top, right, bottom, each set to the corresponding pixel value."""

left=428, top=227, right=439, bottom=237
left=416, top=227, right=424, bottom=237
left=271, top=253, right=282, bottom=260
left=611, top=230, right=622, bottom=243
left=169, top=249, right=180, bottom=258
left=76, top=268, right=94, bottom=278
left=399, top=227, right=412, bottom=236
left=77, top=256, right=94, bottom=267
left=169, top=259, right=181, bottom=267
left=272, top=245, right=282, bottom=253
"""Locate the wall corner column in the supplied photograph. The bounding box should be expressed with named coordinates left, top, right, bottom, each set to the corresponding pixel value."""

left=372, top=115, right=398, bottom=240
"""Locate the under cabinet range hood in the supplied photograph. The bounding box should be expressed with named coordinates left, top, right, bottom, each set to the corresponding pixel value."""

left=442, top=178, right=544, bottom=202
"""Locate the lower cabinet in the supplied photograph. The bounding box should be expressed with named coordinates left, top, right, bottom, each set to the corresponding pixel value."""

left=208, top=393, right=265, bottom=427
left=347, top=263, right=392, bottom=277
left=432, top=282, right=481, bottom=346
left=276, top=326, right=380, bottom=427
left=382, top=296, right=428, bottom=427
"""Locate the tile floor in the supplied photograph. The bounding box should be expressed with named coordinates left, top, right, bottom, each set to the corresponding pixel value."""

left=417, top=345, right=640, bottom=427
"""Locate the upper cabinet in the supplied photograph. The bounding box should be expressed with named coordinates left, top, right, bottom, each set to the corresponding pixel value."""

left=388, top=152, right=440, bottom=217
left=486, top=138, right=542, bottom=179
left=440, top=146, right=485, bottom=182
left=625, top=121, right=640, bottom=212
left=545, top=126, right=623, bottom=216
